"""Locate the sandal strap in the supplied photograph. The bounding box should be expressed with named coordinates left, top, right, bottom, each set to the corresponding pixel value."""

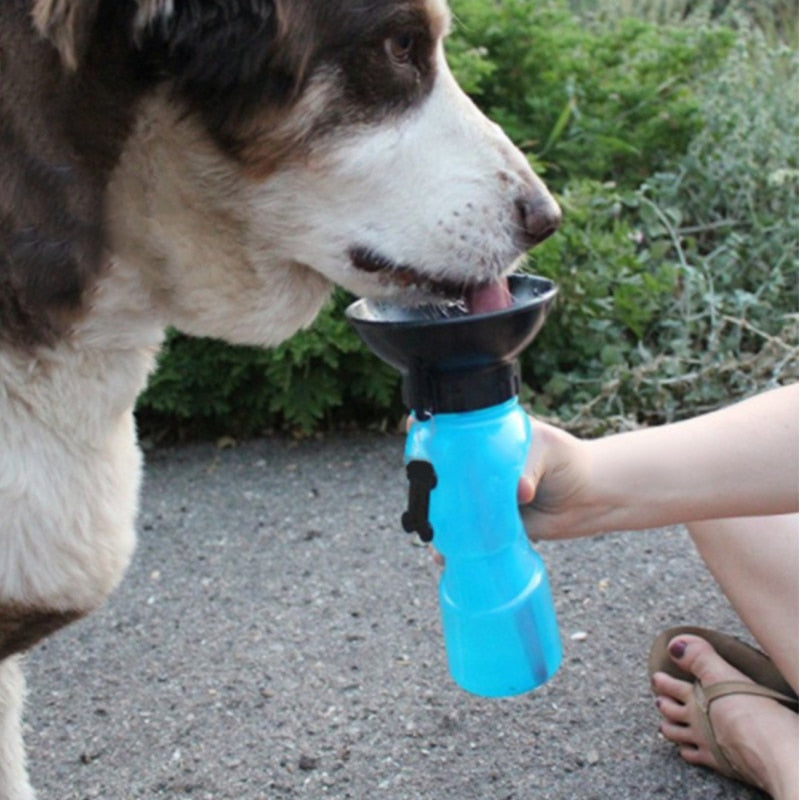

left=693, top=679, right=800, bottom=782
left=691, top=681, right=741, bottom=780
left=700, top=679, right=799, bottom=712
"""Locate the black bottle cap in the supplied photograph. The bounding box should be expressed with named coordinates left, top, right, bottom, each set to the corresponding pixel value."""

left=346, top=274, right=557, bottom=417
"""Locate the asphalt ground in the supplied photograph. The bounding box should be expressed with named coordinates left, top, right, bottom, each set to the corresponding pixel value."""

left=24, top=432, right=765, bottom=799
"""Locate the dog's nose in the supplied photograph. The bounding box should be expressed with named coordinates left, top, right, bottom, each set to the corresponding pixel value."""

left=515, top=195, right=562, bottom=247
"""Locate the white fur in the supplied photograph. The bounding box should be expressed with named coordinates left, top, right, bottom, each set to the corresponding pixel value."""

left=103, top=89, right=334, bottom=346
left=0, top=273, right=157, bottom=630
left=248, top=44, right=551, bottom=303
left=0, top=659, right=33, bottom=800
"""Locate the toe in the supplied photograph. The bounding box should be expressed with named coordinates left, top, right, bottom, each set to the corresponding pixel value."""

left=652, top=670, right=694, bottom=704
left=680, top=743, right=717, bottom=771
left=660, top=718, right=694, bottom=746
left=667, top=634, right=749, bottom=686
left=656, top=694, right=690, bottom=725
left=660, top=721, right=719, bottom=772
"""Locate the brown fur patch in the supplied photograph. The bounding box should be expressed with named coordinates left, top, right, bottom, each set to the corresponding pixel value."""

left=232, top=0, right=446, bottom=180
left=235, top=74, right=341, bottom=181
left=0, top=2, right=144, bottom=348
left=0, top=604, right=85, bottom=661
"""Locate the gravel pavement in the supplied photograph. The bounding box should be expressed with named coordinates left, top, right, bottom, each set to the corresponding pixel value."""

left=24, top=432, right=765, bottom=800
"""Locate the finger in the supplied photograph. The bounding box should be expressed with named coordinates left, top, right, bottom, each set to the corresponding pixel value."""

left=517, top=474, right=536, bottom=505
left=427, top=545, right=444, bottom=567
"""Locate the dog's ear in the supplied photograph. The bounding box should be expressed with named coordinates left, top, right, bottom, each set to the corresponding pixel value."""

left=137, top=0, right=278, bottom=84
left=136, top=1, right=306, bottom=131
left=1, top=1, right=136, bottom=348
left=31, top=0, right=102, bottom=70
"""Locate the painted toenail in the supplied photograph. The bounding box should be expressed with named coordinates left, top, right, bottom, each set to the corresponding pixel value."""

left=669, top=639, right=687, bottom=659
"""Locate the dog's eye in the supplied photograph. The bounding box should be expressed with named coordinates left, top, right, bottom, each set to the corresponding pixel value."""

left=385, top=33, right=414, bottom=65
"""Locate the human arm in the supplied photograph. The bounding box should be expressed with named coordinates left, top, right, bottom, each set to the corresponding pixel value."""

left=519, top=384, right=799, bottom=540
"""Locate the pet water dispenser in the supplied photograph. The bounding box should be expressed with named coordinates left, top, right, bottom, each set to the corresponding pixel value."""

left=346, top=274, right=562, bottom=697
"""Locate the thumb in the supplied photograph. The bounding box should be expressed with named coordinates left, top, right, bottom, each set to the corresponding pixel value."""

left=517, top=474, right=536, bottom=505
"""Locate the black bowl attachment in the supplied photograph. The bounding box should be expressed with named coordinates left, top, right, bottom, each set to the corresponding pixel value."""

left=345, top=275, right=557, bottom=417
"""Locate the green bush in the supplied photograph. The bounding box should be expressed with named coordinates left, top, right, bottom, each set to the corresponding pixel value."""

left=136, top=292, right=402, bottom=438
left=525, top=26, right=798, bottom=431
left=136, top=0, right=797, bottom=438
left=447, top=0, right=734, bottom=187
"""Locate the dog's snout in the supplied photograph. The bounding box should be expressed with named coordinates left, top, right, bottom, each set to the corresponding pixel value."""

left=515, top=195, right=562, bottom=247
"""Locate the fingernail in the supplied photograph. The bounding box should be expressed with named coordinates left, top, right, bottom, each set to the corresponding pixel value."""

left=655, top=697, right=662, bottom=709
left=669, top=639, right=687, bottom=659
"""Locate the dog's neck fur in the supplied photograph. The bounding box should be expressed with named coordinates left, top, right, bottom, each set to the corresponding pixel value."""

left=105, top=92, right=334, bottom=348
left=0, top=92, right=336, bottom=613
left=3, top=91, right=334, bottom=461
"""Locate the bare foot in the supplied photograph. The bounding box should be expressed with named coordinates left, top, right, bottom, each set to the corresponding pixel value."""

left=652, top=634, right=798, bottom=800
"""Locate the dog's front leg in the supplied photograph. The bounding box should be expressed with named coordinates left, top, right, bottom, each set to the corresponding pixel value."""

left=0, top=607, right=99, bottom=800
left=0, top=378, right=145, bottom=797
left=0, top=656, right=35, bottom=800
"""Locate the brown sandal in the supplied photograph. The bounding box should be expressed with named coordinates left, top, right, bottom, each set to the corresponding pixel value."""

left=648, top=626, right=799, bottom=782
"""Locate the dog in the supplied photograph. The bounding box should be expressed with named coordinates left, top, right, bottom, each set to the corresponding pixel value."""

left=0, top=0, right=560, bottom=795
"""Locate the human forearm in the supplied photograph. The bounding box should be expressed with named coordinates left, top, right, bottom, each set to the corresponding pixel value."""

left=521, top=385, right=799, bottom=539
left=573, top=385, right=798, bottom=533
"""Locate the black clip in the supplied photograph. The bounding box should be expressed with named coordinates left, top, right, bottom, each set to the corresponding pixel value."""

left=401, top=460, right=437, bottom=543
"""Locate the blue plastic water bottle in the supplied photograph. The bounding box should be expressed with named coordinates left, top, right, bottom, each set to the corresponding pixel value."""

left=346, top=274, right=562, bottom=697
left=404, top=400, right=561, bottom=696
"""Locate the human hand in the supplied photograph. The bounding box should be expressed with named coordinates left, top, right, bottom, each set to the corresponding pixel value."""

left=517, top=417, right=595, bottom=540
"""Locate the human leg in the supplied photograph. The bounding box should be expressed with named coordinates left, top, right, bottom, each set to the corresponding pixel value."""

left=651, top=514, right=798, bottom=798
left=687, top=513, right=798, bottom=690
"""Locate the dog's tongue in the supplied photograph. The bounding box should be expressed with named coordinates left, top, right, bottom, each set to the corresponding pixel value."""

left=466, top=278, right=512, bottom=314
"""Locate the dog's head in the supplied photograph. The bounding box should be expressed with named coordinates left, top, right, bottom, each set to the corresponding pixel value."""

left=2, top=0, right=560, bottom=348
